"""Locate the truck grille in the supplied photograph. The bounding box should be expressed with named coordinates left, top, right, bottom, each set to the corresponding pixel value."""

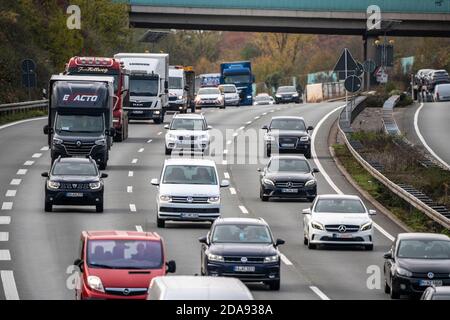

left=171, top=196, right=209, bottom=203
left=63, top=141, right=95, bottom=156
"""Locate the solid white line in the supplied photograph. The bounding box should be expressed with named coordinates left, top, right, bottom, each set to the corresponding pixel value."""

left=1, top=202, right=13, bottom=210
left=0, top=217, right=11, bottom=225
left=224, top=172, right=230, bottom=179
left=373, top=222, right=395, bottom=242
left=127, top=186, right=133, bottom=193
left=23, top=161, right=34, bottom=166
left=310, top=286, right=330, bottom=300
left=16, top=169, right=27, bottom=175
left=0, top=250, right=11, bottom=261
left=279, top=253, right=293, bottom=266
left=157, top=132, right=162, bottom=136
left=135, top=225, right=144, bottom=232
left=32, top=153, right=42, bottom=158
left=229, top=187, right=237, bottom=195
left=129, top=204, right=137, bottom=212
left=223, top=149, right=228, bottom=155
left=414, top=103, right=450, bottom=169
left=5, top=190, right=16, bottom=198
left=128, top=171, right=134, bottom=177
left=1, top=271, right=19, bottom=300
left=132, top=158, right=138, bottom=164
left=0, top=232, right=9, bottom=241
left=147, top=139, right=153, bottom=143
left=138, top=148, right=145, bottom=153
left=40, top=146, right=49, bottom=151
left=239, top=205, right=249, bottom=214
left=10, top=179, right=21, bottom=186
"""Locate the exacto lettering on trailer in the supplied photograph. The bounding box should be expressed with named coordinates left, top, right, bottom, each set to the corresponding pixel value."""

left=62, top=94, right=99, bottom=102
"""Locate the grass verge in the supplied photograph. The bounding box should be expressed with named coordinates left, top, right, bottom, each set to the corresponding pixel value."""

left=0, top=110, right=47, bottom=126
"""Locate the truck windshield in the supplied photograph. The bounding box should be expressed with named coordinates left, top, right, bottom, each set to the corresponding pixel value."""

left=169, top=77, right=183, bottom=89
left=130, top=78, right=159, bottom=96
left=224, top=74, right=251, bottom=84
left=55, top=115, right=104, bottom=134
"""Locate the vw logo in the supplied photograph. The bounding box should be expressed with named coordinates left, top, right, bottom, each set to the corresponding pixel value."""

left=338, top=225, right=347, bottom=233
left=187, top=196, right=193, bottom=203
left=123, top=288, right=130, bottom=296
left=76, top=140, right=82, bottom=148
left=241, top=257, right=248, bottom=263
left=427, top=272, right=434, bottom=279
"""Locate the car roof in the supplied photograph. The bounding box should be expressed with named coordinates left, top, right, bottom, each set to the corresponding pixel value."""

left=257, top=93, right=269, bottom=96
left=214, top=217, right=267, bottom=226
left=164, top=158, right=216, bottom=167
left=271, top=116, right=305, bottom=121
left=269, top=155, right=307, bottom=161
left=397, top=233, right=450, bottom=241
left=173, top=113, right=204, bottom=119
left=84, top=230, right=161, bottom=241
left=219, top=84, right=236, bottom=87
left=316, top=194, right=362, bottom=200
left=57, top=157, right=93, bottom=164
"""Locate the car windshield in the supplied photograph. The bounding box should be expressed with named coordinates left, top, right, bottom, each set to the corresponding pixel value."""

left=221, top=86, right=236, bottom=93
left=87, top=240, right=163, bottom=269
left=255, top=95, right=270, bottom=101
left=52, top=162, right=97, bottom=176
left=212, top=224, right=272, bottom=244
left=224, top=74, right=250, bottom=84
left=163, top=165, right=217, bottom=185
left=277, top=86, right=296, bottom=93
left=270, top=119, right=306, bottom=131
left=170, top=119, right=205, bottom=130
left=55, top=115, right=104, bottom=134
left=129, top=78, right=159, bottom=96
left=268, top=158, right=310, bottom=173
left=198, top=88, right=220, bottom=95
left=169, top=77, right=183, bottom=89
left=397, top=240, right=450, bottom=259
left=314, top=199, right=366, bottom=213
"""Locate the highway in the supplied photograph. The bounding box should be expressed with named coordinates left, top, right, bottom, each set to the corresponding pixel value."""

left=0, top=102, right=406, bottom=300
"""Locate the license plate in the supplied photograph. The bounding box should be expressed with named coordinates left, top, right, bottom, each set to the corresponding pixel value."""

left=419, top=280, right=443, bottom=286
left=133, top=110, right=144, bottom=114
left=281, top=143, right=295, bottom=147
left=281, top=188, right=298, bottom=193
left=333, top=233, right=353, bottom=239
left=66, top=193, right=83, bottom=198
left=181, top=213, right=198, bottom=218
left=234, top=266, right=255, bottom=272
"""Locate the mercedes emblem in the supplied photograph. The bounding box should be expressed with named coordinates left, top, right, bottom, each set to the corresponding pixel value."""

left=337, top=225, right=347, bottom=233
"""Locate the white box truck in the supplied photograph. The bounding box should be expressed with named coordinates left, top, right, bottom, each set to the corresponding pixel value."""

left=114, top=53, right=169, bottom=124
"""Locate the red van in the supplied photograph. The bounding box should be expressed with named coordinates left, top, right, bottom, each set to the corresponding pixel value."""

left=74, top=230, right=176, bottom=300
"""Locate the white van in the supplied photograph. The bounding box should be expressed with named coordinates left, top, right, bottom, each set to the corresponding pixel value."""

left=434, top=83, right=450, bottom=102
left=147, top=276, right=254, bottom=300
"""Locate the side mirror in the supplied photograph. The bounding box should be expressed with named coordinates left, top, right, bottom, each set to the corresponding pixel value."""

left=166, top=260, right=176, bottom=274
left=151, top=178, right=159, bottom=186
left=262, top=125, right=268, bottom=131
left=275, top=239, right=285, bottom=246
left=164, top=124, right=170, bottom=130
left=257, top=168, right=262, bottom=172
left=42, top=88, right=48, bottom=99
left=302, top=208, right=312, bottom=215
left=220, top=179, right=230, bottom=188
left=198, top=236, right=208, bottom=244
left=101, top=173, right=108, bottom=178
left=369, top=209, right=377, bottom=216
left=41, top=172, right=49, bottom=178
left=312, top=168, right=320, bottom=173
left=383, top=252, right=392, bottom=260
left=43, top=125, right=51, bottom=135
left=207, top=125, right=212, bottom=130
left=307, top=126, right=314, bottom=131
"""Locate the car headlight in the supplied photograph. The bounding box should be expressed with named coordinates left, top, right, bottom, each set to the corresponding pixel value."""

left=178, top=96, right=183, bottom=100
left=166, top=134, right=177, bottom=141
left=247, top=95, right=252, bottom=99
left=160, top=195, right=172, bottom=202
left=53, top=138, right=63, bottom=145
left=95, top=139, right=106, bottom=146
left=208, top=196, right=220, bottom=203
left=264, top=255, right=279, bottom=263
left=305, top=180, right=316, bottom=187
left=87, top=276, right=105, bottom=293
left=311, top=221, right=324, bottom=230
left=47, top=181, right=60, bottom=190
left=292, top=93, right=299, bottom=97
left=300, top=136, right=310, bottom=142
left=264, top=135, right=275, bottom=142
left=396, top=267, right=412, bottom=277
left=360, top=222, right=372, bottom=231
left=276, top=94, right=281, bottom=98
left=89, top=182, right=102, bottom=190
left=262, top=178, right=275, bottom=186
left=207, top=253, right=224, bottom=262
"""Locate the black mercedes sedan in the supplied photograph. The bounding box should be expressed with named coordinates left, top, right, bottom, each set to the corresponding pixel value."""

left=42, top=157, right=108, bottom=213
left=262, top=116, right=313, bottom=158
left=275, top=86, right=302, bottom=104
left=199, top=217, right=285, bottom=290
left=383, top=233, right=450, bottom=299
left=258, top=155, right=318, bottom=202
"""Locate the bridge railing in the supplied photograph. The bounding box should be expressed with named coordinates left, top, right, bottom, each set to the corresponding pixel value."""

left=0, top=100, right=48, bottom=117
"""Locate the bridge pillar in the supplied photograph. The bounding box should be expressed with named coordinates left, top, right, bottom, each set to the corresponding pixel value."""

left=364, top=35, right=379, bottom=90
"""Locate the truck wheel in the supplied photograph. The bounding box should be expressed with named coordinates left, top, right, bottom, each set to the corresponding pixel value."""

left=44, top=201, right=52, bottom=212
left=157, top=217, right=165, bottom=228
left=96, top=203, right=104, bottom=213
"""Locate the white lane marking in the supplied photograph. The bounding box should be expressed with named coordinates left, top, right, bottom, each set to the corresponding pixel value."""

left=246, top=121, right=252, bottom=125
left=222, top=160, right=228, bottom=165
left=10, top=179, right=21, bottom=186
left=129, top=204, right=137, bottom=212
left=147, top=139, right=153, bottom=143
left=157, top=132, right=163, bottom=136
left=233, top=132, right=238, bottom=137
left=229, top=187, right=237, bottom=195
left=0, top=250, right=11, bottom=261
left=254, top=116, right=260, bottom=120
left=414, top=103, right=450, bottom=170
left=0, top=217, right=11, bottom=225
left=276, top=108, right=281, bottom=111
left=127, top=186, right=133, bottom=193
left=40, top=146, right=49, bottom=151
left=138, top=148, right=145, bottom=153
left=23, top=161, right=34, bottom=166
left=262, top=112, right=267, bottom=116
left=227, top=140, right=232, bottom=145
left=312, top=104, right=395, bottom=242
left=5, top=190, right=16, bottom=197
left=270, top=110, right=275, bottom=113
left=32, top=153, right=42, bottom=158
left=224, top=172, right=230, bottom=179
left=1, top=203, right=13, bottom=210
left=0, top=232, right=9, bottom=241
left=16, top=169, right=27, bottom=175
left=310, top=286, right=330, bottom=300
left=279, top=253, right=293, bottom=266
left=135, top=225, right=144, bottom=232
left=128, top=171, right=134, bottom=177
left=132, top=158, right=138, bottom=164
left=223, top=149, right=228, bottom=155
left=1, top=271, right=19, bottom=300
left=239, top=205, right=249, bottom=214
left=238, top=126, right=245, bottom=131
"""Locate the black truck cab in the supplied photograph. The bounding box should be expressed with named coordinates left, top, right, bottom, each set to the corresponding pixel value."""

left=43, top=75, right=115, bottom=170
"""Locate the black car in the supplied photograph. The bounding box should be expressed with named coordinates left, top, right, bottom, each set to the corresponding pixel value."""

left=262, top=116, right=313, bottom=158
left=275, top=86, right=302, bottom=104
left=199, top=217, right=285, bottom=290
left=258, top=155, right=318, bottom=202
left=383, top=233, right=450, bottom=299
left=42, top=157, right=108, bottom=213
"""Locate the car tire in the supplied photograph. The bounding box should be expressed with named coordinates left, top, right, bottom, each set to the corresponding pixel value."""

left=266, top=147, right=271, bottom=158
left=96, top=203, right=104, bottom=213
left=153, top=118, right=161, bottom=124
left=44, top=201, right=52, bottom=212
left=113, top=128, right=123, bottom=142
left=268, top=280, right=280, bottom=291
left=390, top=281, right=400, bottom=299
left=384, top=280, right=390, bottom=294
left=364, top=244, right=374, bottom=251
left=303, top=237, right=308, bottom=245
left=157, top=216, right=165, bottom=228
left=260, top=187, right=269, bottom=201
left=165, top=147, right=172, bottom=156
left=304, top=149, right=312, bottom=159
left=308, top=241, right=316, bottom=250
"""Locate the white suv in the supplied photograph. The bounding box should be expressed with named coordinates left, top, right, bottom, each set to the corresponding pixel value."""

left=164, top=113, right=211, bottom=155
left=302, top=194, right=376, bottom=250
left=151, top=158, right=229, bottom=228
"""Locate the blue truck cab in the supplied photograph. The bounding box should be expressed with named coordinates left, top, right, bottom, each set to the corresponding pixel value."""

left=220, top=61, right=254, bottom=106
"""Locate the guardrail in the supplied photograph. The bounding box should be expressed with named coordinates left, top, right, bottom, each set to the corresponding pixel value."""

left=337, top=96, right=450, bottom=230
left=0, top=100, right=48, bottom=116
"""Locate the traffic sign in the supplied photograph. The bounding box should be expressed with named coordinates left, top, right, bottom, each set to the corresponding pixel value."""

left=363, top=59, right=376, bottom=73
left=333, top=48, right=359, bottom=80
left=355, top=62, right=364, bottom=77
left=344, top=76, right=362, bottom=93
left=375, top=67, right=388, bottom=84
left=22, top=73, right=37, bottom=88
left=21, top=59, right=36, bottom=74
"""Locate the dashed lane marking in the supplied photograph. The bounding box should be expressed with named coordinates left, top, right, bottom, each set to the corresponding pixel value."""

left=132, top=158, right=138, bottom=164
left=157, top=132, right=163, bottom=136
left=5, top=190, right=16, bottom=198
left=227, top=140, right=232, bottom=145
left=233, top=132, right=238, bottom=137
left=0, top=250, right=11, bottom=261
left=279, top=253, right=293, bottom=266
left=147, top=139, right=153, bottom=143
left=1, top=203, right=13, bottom=211
left=246, top=121, right=252, bottom=125
left=135, top=225, right=144, bottom=232
left=127, top=186, right=133, bottom=193
left=239, top=205, right=249, bottom=214
left=254, top=116, right=260, bottom=120
left=224, top=172, right=230, bottom=179
left=222, top=160, right=228, bottom=165
left=129, top=204, right=137, bottom=212
left=238, top=126, right=245, bottom=131
left=40, top=146, right=49, bottom=151
left=223, top=149, right=228, bottom=155
left=1, top=271, right=19, bottom=300
left=0, top=217, right=11, bottom=225
left=23, top=161, right=34, bottom=166
left=32, top=153, right=42, bottom=158
left=310, top=286, right=330, bottom=300
left=128, top=171, right=134, bottom=177
left=16, top=169, right=27, bottom=175
left=0, top=232, right=9, bottom=241
left=229, top=187, right=237, bottom=195
left=10, top=179, right=21, bottom=186
left=138, top=148, right=145, bottom=153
